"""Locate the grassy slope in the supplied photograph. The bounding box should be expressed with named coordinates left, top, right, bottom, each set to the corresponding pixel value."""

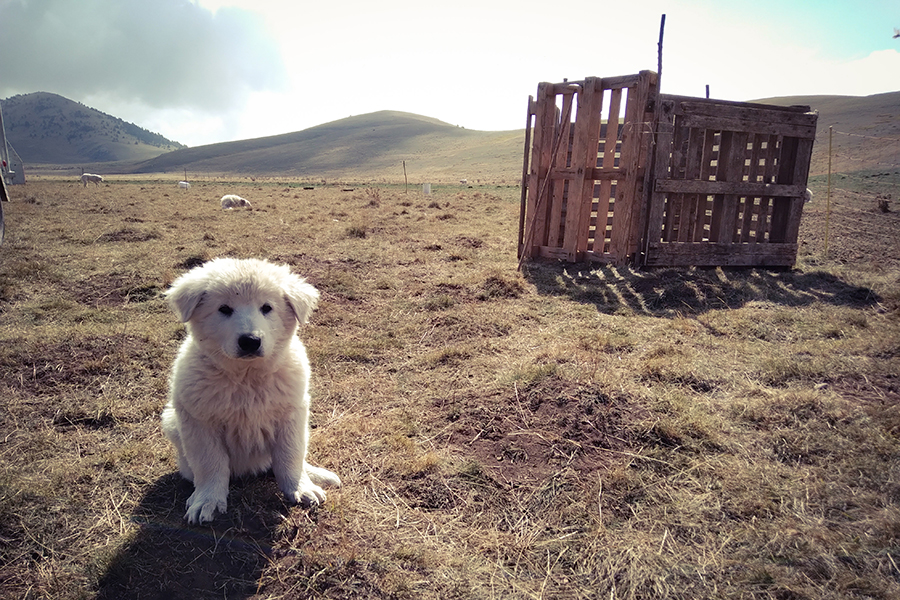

left=1, top=92, right=183, bottom=165
left=0, top=178, right=897, bottom=599
left=130, top=111, right=525, bottom=184
left=10, top=91, right=898, bottom=183
left=750, top=91, right=900, bottom=176
left=125, top=91, right=899, bottom=182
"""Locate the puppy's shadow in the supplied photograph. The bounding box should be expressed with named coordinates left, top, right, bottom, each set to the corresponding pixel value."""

left=97, top=472, right=292, bottom=600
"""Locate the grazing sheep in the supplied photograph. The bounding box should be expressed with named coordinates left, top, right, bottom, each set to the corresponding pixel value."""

left=221, top=194, right=251, bottom=210
left=460, top=179, right=468, bottom=185
left=178, top=181, right=191, bottom=189
left=81, top=173, right=103, bottom=187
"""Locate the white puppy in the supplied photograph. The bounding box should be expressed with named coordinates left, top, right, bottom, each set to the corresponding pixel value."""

left=161, top=257, right=340, bottom=524
left=221, top=194, right=251, bottom=210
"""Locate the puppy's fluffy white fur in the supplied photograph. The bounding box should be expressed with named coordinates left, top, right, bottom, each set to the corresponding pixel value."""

left=161, top=257, right=340, bottom=524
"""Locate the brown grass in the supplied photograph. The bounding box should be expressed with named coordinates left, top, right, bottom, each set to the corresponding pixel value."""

left=0, top=177, right=898, bottom=599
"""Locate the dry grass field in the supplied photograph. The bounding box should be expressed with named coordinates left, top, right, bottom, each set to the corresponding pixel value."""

left=0, top=175, right=898, bottom=599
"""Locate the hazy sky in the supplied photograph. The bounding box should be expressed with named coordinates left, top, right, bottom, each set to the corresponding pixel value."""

left=1, top=0, right=898, bottom=147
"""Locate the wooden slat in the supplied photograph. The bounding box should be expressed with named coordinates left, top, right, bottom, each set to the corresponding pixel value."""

left=523, top=83, right=558, bottom=254
left=551, top=167, right=624, bottom=181
left=599, top=74, right=645, bottom=90
left=645, top=242, right=799, bottom=266
left=518, top=96, right=535, bottom=257
left=644, top=98, right=675, bottom=247
left=565, top=77, right=605, bottom=260
left=740, top=133, right=765, bottom=243
left=696, top=130, right=717, bottom=241
left=675, top=98, right=816, bottom=125
left=680, top=127, right=705, bottom=242
left=655, top=180, right=806, bottom=197
left=679, top=114, right=816, bottom=139
left=608, top=71, right=654, bottom=264
left=546, top=94, right=575, bottom=248
left=592, top=88, right=622, bottom=252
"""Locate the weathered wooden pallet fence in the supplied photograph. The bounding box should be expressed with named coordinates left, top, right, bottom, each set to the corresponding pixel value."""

left=645, top=95, right=817, bottom=266
left=519, top=71, right=657, bottom=265
left=519, top=72, right=818, bottom=268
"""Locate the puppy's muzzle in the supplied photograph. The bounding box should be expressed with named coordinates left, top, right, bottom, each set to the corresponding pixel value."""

left=237, top=334, right=262, bottom=357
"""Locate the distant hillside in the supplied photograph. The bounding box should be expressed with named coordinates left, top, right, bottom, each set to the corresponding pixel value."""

left=750, top=91, right=900, bottom=176
left=131, top=94, right=898, bottom=183
left=6, top=90, right=896, bottom=182
left=0, top=92, right=185, bottom=164
left=130, top=110, right=525, bottom=183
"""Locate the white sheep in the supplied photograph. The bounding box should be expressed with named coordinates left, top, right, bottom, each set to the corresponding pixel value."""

left=221, top=194, right=251, bottom=210
left=81, top=173, right=103, bottom=187
left=460, top=179, right=468, bottom=185
left=804, top=188, right=813, bottom=203
left=178, top=181, right=191, bottom=189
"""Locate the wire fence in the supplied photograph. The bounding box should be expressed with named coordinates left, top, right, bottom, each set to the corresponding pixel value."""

left=805, top=127, right=900, bottom=263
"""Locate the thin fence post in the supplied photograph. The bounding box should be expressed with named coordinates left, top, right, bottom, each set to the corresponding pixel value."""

left=825, top=126, right=832, bottom=259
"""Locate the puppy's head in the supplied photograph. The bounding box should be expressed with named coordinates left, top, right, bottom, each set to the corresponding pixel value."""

left=166, top=258, right=319, bottom=361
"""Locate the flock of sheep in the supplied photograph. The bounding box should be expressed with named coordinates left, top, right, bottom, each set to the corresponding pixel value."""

left=80, top=175, right=251, bottom=210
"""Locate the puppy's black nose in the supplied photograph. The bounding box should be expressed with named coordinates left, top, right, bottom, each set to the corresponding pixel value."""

left=238, top=334, right=261, bottom=355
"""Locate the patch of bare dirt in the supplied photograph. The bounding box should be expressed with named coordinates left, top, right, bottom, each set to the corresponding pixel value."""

left=439, top=379, right=653, bottom=486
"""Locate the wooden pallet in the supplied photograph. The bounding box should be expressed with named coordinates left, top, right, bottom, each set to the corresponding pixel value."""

left=520, top=72, right=657, bottom=266
left=519, top=74, right=818, bottom=268
left=644, top=96, right=817, bottom=267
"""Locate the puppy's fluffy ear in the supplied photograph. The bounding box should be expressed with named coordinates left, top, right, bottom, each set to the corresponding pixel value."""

left=283, top=274, right=319, bottom=324
left=166, top=269, right=207, bottom=323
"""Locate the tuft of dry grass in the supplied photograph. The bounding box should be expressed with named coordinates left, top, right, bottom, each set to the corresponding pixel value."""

left=0, top=178, right=898, bottom=599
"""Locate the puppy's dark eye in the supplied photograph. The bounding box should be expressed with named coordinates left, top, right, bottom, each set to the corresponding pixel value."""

left=260, top=303, right=273, bottom=315
left=218, top=305, right=234, bottom=316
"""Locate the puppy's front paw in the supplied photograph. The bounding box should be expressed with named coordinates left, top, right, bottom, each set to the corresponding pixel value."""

left=283, top=480, right=327, bottom=507
left=185, top=490, right=227, bottom=524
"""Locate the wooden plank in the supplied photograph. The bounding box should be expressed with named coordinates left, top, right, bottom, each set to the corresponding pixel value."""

left=682, top=127, right=706, bottom=242
left=518, top=96, right=535, bottom=257
left=708, top=130, right=731, bottom=243
left=565, top=77, right=605, bottom=260
left=632, top=71, right=658, bottom=264
left=609, top=71, right=653, bottom=264
left=655, top=180, right=806, bottom=197
left=676, top=99, right=816, bottom=126
left=668, top=123, right=690, bottom=242
left=711, top=130, right=747, bottom=244
left=754, top=134, right=779, bottom=242
left=740, top=133, right=764, bottom=243
left=523, top=83, right=558, bottom=255
left=645, top=242, right=798, bottom=266
left=550, top=82, right=584, bottom=95
left=644, top=98, right=676, bottom=248
left=679, top=114, right=816, bottom=139
left=546, top=94, right=575, bottom=248
left=599, top=74, right=645, bottom=90
left=550, top=167, right=624, bottom=181
left=781, top=135, right=815, bottom=245
left=592, top=87, right=622, bottom=252
left=770, top=136, right=799, bottom=243
left=537, top=245, right=582, bottom=261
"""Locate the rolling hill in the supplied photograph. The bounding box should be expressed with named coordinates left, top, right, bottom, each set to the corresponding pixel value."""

left=129, top=110, right=526, bottom=183
left=125, top=91, right=900, bottom=182
left=4, top=90, right=898, bottom=182
left=751, top=91, right=900, bottom=177
left=0, top=92, right=184, bottom=164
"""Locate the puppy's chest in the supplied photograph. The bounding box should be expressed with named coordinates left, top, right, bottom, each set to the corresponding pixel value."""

left=214, top=377, right=294, bottom=421
left=214, top=381, right=295, bottom=450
